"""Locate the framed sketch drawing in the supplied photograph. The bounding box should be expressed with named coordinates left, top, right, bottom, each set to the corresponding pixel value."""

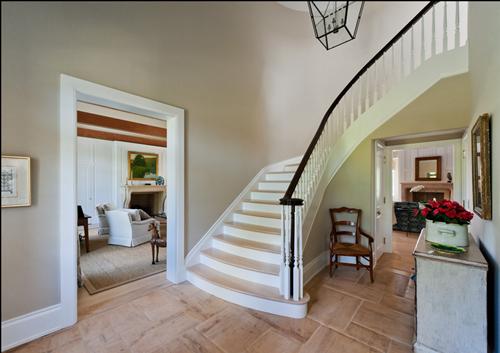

left=471, top=114, right=492, bottom=220
left=1, top=155, right=31, bottom=208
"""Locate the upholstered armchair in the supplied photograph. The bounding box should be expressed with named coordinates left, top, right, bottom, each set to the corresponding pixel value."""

left=95, top=203, right=115, bottom=236
left=106, top=209, right=159, bottom=247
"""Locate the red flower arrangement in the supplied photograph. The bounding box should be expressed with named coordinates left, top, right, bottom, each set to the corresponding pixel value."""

left=415, top=199, right=474, bottom=225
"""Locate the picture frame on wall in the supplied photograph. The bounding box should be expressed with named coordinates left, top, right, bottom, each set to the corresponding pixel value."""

left=1, top=155, right=31, bottom=208
left=128, top=151, right=159, bottom=180
left=471, top=113, right=492, bottom=220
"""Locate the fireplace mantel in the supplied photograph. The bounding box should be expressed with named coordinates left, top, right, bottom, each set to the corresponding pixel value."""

left=123, top=185, right=166, bottom=215
left=401, top=182, right=453, bottom=202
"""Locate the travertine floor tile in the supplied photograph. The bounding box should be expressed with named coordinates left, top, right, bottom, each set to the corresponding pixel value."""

left=246, top=309, right=319, bottom=343
left=298, top=326, right=377, bottom=353
left=247, top=329, right=302, bottom=353
left=388, top=340, right=413, bottom=353
left=196, top=306, right=270, bottom=353
left=353, top=301, right=414, bottom=345
left=307, top=285, right=362, bottom=330
left=345, top=322, right=391, bottom=352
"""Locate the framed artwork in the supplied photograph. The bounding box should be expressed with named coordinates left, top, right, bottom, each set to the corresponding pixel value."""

left=128, top=151, right=158, bottom=180
left=471, top=113, right=492, bottom=220
left=1, top=155, right=31, bottom=208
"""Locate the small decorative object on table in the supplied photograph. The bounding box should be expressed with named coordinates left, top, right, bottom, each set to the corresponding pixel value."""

left=447, top=172, right=453, bottom=183
left=415, top=199, right=474, bottom=247
left=155, top=176, right=165, bottom=186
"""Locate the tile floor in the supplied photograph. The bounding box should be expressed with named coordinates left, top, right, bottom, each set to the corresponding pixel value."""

left=9, top=231, right=418, bottom=353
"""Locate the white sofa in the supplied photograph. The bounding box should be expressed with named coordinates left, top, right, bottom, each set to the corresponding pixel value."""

left=106, top=209, right=159, bottom=247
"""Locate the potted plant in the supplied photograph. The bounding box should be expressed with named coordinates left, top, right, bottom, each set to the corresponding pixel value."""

left=415, top=200, right=474, bottom=247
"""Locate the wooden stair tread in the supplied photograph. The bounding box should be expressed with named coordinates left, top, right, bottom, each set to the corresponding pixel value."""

left=223, top=221, right=281, bottom=235
left=243, top=199, right=280, bottom=205
left=201, top=248, right=279, bottom=275
left=251, top=189, right=284, bottom=194
left=214, top=234, right=280, bottom=254
left=188, top=264, right=309, bottom=305
left=233, top=210, right=281, bottom=219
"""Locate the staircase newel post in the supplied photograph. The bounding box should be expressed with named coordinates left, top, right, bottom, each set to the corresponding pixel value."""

left=283, top=204, right=291, bottom=300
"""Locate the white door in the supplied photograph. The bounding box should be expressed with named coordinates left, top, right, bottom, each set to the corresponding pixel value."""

left=374, top=141, right=388, bottom=257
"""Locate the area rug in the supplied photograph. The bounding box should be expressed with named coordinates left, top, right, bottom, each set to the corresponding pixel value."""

left=79, top=230, right=166, bottom=294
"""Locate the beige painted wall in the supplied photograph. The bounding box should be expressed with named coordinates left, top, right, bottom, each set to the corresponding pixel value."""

left=464, top=3, right=500, bottom=351
left=1, top=1, right=427, bottom=321
left=304, top=73, right=472, bottom=263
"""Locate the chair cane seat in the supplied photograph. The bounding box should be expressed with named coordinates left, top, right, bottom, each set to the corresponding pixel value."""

left=331, top=242, right=371, bottom=256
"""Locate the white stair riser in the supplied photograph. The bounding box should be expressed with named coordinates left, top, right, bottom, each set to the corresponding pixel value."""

left=265, top=173, right=294, bottom=181
left=212, top=238, right=281, bottom=264
left=223, top=224, right=281, bottom=245
left=250, top=191, right=283, bottom=202
left=233, top=213, right=281, bottom=228
left=283, top=165, right=298, bottom=172
left=200, top=254, right=280, bottom=287
left=258, top=182, right=288, bottom=191
left=187, top=271, right=307, bottom=319
left=242, top=202, right=281, bottom=213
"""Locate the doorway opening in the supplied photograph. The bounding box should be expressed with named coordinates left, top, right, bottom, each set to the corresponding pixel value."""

left=60, top=75, right=185, bottom=328
left=373, top=131, right=464, bottom=256
left=76, top=101, right=169, bottom=295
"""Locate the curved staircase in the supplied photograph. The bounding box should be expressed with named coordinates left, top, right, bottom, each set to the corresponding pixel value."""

left=187, top=162, right=310, bottom=318
left=187, top=1, right=469, bottom=319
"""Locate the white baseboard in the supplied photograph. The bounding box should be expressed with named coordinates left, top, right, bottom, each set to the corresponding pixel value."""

left=1, top=304, right=63, bottom=352
left=303, top=251, right=330, bottom=285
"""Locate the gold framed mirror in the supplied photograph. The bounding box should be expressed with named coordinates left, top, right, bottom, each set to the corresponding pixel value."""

left=471, top=113, right=492, bottom=220
left=415, top=156, right=442, bottom=181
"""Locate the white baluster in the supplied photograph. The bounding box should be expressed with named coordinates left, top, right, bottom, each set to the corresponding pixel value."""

left=410, top=25, right=415, bottom=71
left=293, top=205, right=299, bottom=301
left=400, top=36, right=405, bottom=79
left=283, top=205, right=290, bottom=300
left=297, top=206, right=304, bottom=299
left=366, top=68, right=371, bottom=108
left=280, top=205, right=285, bottom=295
left=454, top=1, right=460, bottom=49
left=373, top=60, right=378, bottom=102
left=390, top=45, right=395, bottom=88
left=431, top=5, right=436, bottom=56
left=443, top=1, right=448, bottom=51
left=421, top=16, right=425, bottom=63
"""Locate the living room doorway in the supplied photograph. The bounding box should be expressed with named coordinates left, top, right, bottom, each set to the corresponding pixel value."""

left=374, top=132, right=464, bottom=256
left=59, top=75, right=185, bottom=329
left=76, top=102, right=169, bottom=295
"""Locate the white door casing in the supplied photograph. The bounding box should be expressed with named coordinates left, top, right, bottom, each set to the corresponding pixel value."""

left=60, top=74, right=185, bottom=329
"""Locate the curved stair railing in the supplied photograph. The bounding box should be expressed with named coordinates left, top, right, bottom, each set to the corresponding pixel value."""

left=279, top=1, right=468, bottom=300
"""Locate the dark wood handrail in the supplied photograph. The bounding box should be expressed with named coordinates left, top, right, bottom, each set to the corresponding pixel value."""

left=280, top=1, right=438, bottom=206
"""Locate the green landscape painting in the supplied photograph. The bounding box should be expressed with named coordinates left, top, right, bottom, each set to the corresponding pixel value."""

left=128, top=152, right=158, bottom=180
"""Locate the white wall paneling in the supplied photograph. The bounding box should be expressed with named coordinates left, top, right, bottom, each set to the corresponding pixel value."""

left=76, top=137, right=166, bottom=223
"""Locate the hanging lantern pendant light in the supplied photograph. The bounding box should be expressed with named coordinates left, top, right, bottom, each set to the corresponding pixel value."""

left=308, top=1, right=365, bottom=50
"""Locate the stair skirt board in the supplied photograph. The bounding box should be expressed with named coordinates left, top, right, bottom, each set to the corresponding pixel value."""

left=223, top=223, right=281, bottom=245
left=212, top=237, right=281, bottom=264
left=187, top=271, right=308, bottom=319
left=199, top=253, right=280, bottom=287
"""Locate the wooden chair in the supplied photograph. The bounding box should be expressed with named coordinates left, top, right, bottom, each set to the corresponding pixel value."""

left=329, top=207, right=374, bottom=282
left=77, top=205, right=91, bottom=253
